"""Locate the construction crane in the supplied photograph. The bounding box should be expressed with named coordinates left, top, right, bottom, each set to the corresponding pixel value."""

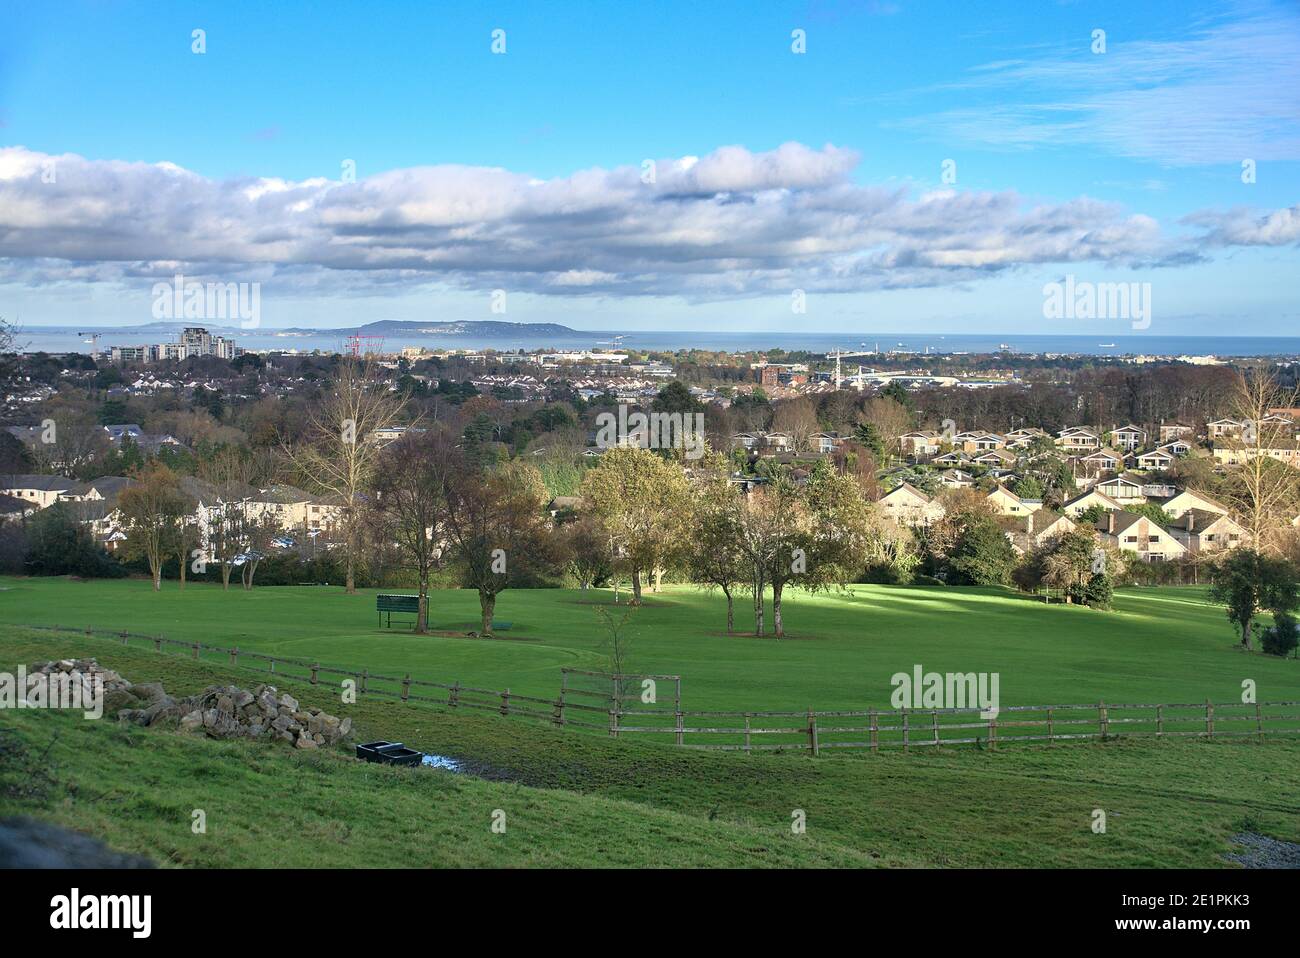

left=831, top=349, right=875, bottom=390
left=344, top=334, right=386, bottom=357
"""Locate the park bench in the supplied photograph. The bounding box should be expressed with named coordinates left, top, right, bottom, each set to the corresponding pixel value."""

left=376, top=593, right=420, bottom=629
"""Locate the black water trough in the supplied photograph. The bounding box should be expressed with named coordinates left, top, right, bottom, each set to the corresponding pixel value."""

left=356, top=741, right=424, bottom=766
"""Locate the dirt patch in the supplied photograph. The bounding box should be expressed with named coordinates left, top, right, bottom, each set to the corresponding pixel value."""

left=1225, top=832, right=1300, bottom=869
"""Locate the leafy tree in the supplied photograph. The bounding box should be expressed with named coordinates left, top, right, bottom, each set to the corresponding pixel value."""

left=23, top=504, right=123, bottom=578
left=854, top=421, right=885, bottom=459
left=581, top=447, right=690, bottom=605
left=1261, top=613, right=1298, bottom=657
left=117, top=463, right=188, bottom=591
left=949, top=514, right=1017, bottom=586
left=1083, top=572, right=1114, bottom=610
left=442, top=461, right=559, bottom=635
left=685, top=464, right=746, bottom=632
left=652, top=380, right=703, bottom=415
left=1012, top=475, right=1045, bottom=501
left=1208, top=549, right=1299, bottom=650
left=1040, top=529, right=1096, bottom=603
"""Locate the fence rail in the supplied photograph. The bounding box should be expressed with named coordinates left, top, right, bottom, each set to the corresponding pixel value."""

left=15, top=624, right=1300, bottom=754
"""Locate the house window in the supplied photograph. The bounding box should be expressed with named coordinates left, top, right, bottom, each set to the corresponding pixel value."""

left=1149, top=535, right=1159, bottom=542
left=1125, top=535, right=1138, bottom=543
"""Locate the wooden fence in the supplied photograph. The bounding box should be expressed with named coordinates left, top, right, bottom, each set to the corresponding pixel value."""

left=17, top=624, right=1300, bottom=753
left=610, top=700, right=1300, bottom=752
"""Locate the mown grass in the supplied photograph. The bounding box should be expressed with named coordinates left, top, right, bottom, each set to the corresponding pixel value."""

left=2, top=626, right=1297, bottom=868
left=1, top=577, right=1295, bottom=715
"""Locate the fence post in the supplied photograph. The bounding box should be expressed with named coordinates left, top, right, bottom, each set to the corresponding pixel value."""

left=120, top=630, right=128, bottom=646
left=449, top=682, right=460, bottom=708
left=1047, top=707, right=1055, bottom=744
left=229, top=646, right=238, bottom=667
left=1205, top=699, right=1214, bottom=739
left=553, top=698, right=564, bottom=726
left=932, top=709, right=940, bottom=747
left=154, top=637, right=162, bottom=653
left=310, top=663, right=319, bottom=686
left=192, top=641, right=199, bottom=660
left=988, top=710, right=997, bottom=750
left=675, top=710, right=684, bottom=747
left=361, top=669, right=368, bottom=695
left=501, top=688, right=510, bottom=716
left=1156, top=704, right=1164, bottom=738
left=869, top=708, right=878, bottom=752
left=1255, top=702, right=1263, bottom=741
left=401, top=674, right=410, bottom=703
left=1098, top=700, right=1108, bottom=740
left=902, top=707, right=910, bottom=753
left=807, top=708, right=819, bottom=757
left=743, top=714, right=752, bottom=754
left=609, top=707, right=619, bottom=739
left=269, top=659, right=275, bottom=674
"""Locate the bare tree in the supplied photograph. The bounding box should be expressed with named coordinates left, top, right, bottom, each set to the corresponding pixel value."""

left=283, top=359, right=410, bottom=593
left=771, top=397, right=820, bottom=454
left=1223, top=369, right=1300, bottom=554
left=371, top=430, right=454, bottom=633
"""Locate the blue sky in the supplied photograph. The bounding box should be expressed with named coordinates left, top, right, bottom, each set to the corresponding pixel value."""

left=1, top=0, right=1297, bottom=336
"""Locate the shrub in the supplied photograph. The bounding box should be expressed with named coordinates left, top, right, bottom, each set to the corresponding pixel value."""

left=1083, top=572, right=1114, bottom=610
left=1261, top=613, right=1299, bottom=657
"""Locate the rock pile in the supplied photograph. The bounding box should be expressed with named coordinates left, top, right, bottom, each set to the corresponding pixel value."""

left=28, top=658, right=352, bottom=750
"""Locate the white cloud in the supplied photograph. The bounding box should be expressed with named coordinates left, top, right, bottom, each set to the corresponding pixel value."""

left=0, top=142, right=1287, bottom=302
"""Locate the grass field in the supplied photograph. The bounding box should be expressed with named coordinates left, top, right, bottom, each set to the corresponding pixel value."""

left=1, top=575, right=1296, bottom=712
left=2, top=576, right=1298, bottom=868
left=2, top=625, right=1298, bottom=868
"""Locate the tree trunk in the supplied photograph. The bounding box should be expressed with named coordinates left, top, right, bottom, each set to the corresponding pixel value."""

left=480, top=592, right=496, bottom=635
left=221, top=562, right=232, bottom=591
left=417, top=573, right=429, bottom=634
left=753, top=572, right=765, bottom=636
left=345, top=545, right=356, bottom=594
left=151, top=558, right=162, bottom=592
left=653, top=567, right=662, bottom=593
left=1242, top=619, right=1253, bottom=650
left=772, top=581, right=784, bottom=638
left=178, top=552, right=187, bottom=590
left=630, top=569, right=643, bottom=605
left=722, top=584, right=734, bottom=634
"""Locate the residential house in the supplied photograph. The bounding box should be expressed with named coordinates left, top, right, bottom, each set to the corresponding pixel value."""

left=1006, top=427, right=1048, bottom=449
left=1135, top=447, right=1175, bottom=471
left=1056, top=427, right=1102, bottom=453
left=898, top=431, right=942, bottom=457
left=1109, top=425, right=1146, bottom=452
left=1062, top=488, right=1123, bottom=517
left=1079, top=447, right=1124, bottom=477
left=1159, top=423, right=1194, bottom=443
left=810, top=432, right=845, bottom=454
left=1097, top=510, right=1187, bottom=563
left=1207, top=418, right=1243, bottom=439
left=1156, top=489, right=1228, bottom=519
left=1095, top=473, right=1146, bottom=502
left=1168, top=510, right=1245, bottom=554
left=878, top=483, right=946, bottom=526
left=937, top=469, right=974, bottom=489
left=985, top=484, right=1040, bottom=517
left=931, top=450, right=971, bottom=467
left=1001, top=508, right=1078, bottom=554
left=973, top=448, right=1018, bottom=469
left=0, top=474, right=87, bottom=509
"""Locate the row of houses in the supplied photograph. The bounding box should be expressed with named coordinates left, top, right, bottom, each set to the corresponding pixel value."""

left=0, top=473, right=343, bottom=555
left=877, top=480, right=1244, bottom=563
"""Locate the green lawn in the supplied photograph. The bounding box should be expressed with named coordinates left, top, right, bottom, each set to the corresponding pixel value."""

left=1, top=576, right=1295, bottom=715
left=2, top=625, right=1297, bottom=868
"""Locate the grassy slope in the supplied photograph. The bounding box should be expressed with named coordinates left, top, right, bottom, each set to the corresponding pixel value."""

left=1, top=577, right=1295, bottom=714
left=2, top=626, right=1297, bottom=868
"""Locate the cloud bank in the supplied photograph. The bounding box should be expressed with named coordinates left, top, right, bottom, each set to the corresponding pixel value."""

left=0, top=142, right=1292, bottom=302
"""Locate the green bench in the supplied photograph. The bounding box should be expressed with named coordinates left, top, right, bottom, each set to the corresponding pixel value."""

left=377, top=594, right=420, bottom=628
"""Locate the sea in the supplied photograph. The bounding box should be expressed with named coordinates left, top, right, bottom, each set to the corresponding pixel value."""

left=12, top=326, right=1300, bottom=359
